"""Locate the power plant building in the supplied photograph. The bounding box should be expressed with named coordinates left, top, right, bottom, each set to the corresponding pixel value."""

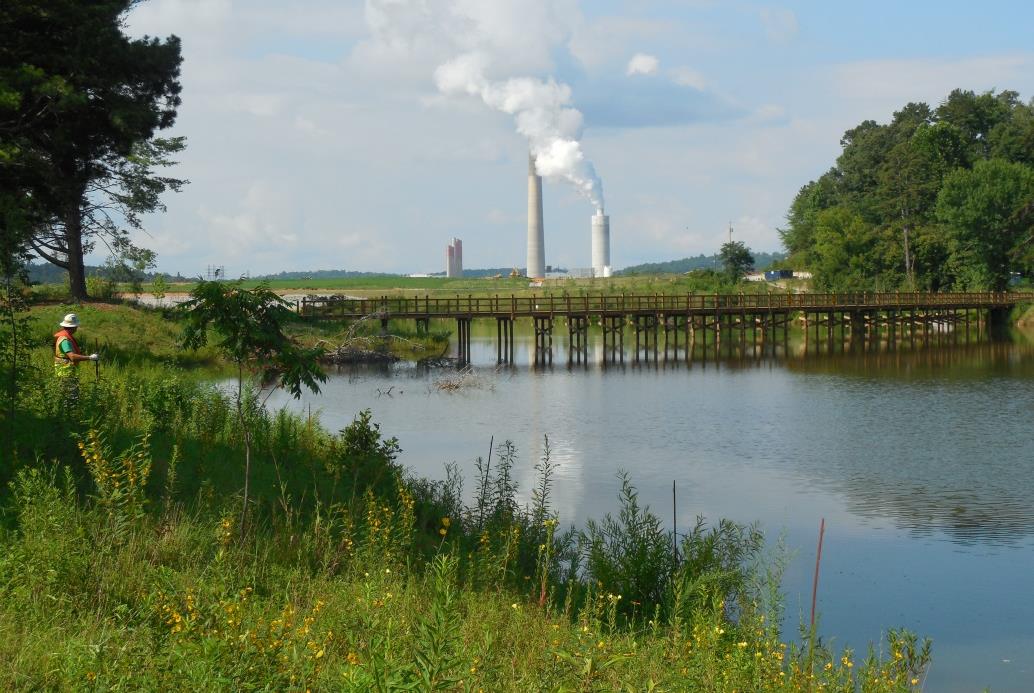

left=445, top=238, right=463, bottom=277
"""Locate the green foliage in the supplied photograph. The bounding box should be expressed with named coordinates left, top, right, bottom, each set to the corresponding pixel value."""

left=582, top=472, right=675, bottom=618
left=0, top=332, right=933, bottom=690
left=0, top=297, right=936, bottom=690
left=151, top=273, right=169, bottom=304
left=811, top=207, right=887, bottom=290
left=331, top=409, right=403, bottom=500
left=782, top=88, right=1034, bottom=290
left=620, top=251, right=786, bottom=276
left=936, top=158, right=1034, bottom=290
left=0, top=1, right=184, bottom=298
left=180, top=280, right=326, bottom=536
left=719, top=241, right=755, bottom=281
left=181, top=280, right=326, bottom=398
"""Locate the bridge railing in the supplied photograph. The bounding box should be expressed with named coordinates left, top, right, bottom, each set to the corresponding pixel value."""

left=298, top=291, right=1033, bottom=319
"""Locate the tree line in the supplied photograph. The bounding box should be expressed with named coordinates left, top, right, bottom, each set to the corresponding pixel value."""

left=781, top=89, right=1034, bottom=292
left=1, top=1, right=183, bottom=299
left=618, top=250, right=785, bottom=277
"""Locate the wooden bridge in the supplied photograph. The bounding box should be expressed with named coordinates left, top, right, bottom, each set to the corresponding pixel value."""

left=299, top=291, right=1034, bottom=365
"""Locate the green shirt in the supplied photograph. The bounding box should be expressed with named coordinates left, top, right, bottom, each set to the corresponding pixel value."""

left=59, top=338, right=75, bottom=355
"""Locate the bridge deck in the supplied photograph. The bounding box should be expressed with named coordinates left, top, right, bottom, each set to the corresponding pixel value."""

left=299, top=292, right=1033, bottom=320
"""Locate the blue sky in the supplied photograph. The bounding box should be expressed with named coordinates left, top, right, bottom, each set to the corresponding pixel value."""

left=122, top=1, right=1034, bottom=276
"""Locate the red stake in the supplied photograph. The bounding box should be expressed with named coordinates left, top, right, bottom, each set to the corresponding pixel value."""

left=810, top=518, right=825, bottom=631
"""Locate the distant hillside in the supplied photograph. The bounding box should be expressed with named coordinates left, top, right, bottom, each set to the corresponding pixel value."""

left=618, top=251, right=786, bottom=275
left=25, top=262, right=187, bottom=284
left=26, top=262, right=94, bottom=284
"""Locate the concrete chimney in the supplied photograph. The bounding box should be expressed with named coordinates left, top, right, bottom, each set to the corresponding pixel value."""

left=446, top=244, right=455, bottom=277
left=527, top=153, right=545, bottom=279
left=591, top=211, right=610, bottom=277
left=453, top=238, right=463, bottom=277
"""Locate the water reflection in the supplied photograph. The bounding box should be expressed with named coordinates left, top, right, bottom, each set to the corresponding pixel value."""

left=305, top=332, right=1034, bottom=546
left=267, top=332, right=1034, bottom=691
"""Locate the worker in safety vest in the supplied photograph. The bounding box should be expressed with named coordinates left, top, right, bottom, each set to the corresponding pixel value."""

left=53, top=313, right=99, bottom=377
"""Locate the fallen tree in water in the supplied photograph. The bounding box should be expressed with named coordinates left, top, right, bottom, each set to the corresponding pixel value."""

left=314, top=314, right=449, bottom=364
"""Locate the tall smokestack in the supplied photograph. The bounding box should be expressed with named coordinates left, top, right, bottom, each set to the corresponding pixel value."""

left=527, top=153, right=545, bottom=279
left=591, top=210, right=610, bottom=277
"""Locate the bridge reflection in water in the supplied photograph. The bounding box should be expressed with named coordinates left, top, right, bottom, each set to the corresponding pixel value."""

left=302, top=292, right=1034, bottom=366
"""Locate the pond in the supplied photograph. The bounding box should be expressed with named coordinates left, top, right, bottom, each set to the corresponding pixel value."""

left=266, top=327, right=1034, bottom=692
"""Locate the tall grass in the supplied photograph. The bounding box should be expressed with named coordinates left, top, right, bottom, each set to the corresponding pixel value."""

left=0, top=304, right=931, bottom=690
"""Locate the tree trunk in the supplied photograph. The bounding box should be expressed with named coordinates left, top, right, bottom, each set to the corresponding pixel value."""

left=64, top=199, right=88, bottom=301
left=902, top=224, right=914, bottom=291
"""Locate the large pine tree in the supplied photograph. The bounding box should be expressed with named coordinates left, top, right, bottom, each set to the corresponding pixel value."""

left=0, top=1, right=184, bottom=299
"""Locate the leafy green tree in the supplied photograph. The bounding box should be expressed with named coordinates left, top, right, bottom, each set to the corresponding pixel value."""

left=718, top=241, right=754, bottom=282
left=811, top=207, right=884, bottom=291
left=989, top=99, right=1034, bottom=166
left=781, top=88, right=1033, bottom=290
left=936, top=158, right=1034, bottom=290
left=936, top=89, right=1017, bottom=161
left=874, top=122, right=967, bottom=289
left=0, top=1, right=184, bottom=300
left=150, top=274, right=168, bottom=306
left=180, top=281, right=326, bottom=536
left=780, top=174, right=838, bottom=265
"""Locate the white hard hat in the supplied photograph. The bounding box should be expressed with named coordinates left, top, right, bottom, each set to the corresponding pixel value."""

left=60, top=313, right=80, bottom=328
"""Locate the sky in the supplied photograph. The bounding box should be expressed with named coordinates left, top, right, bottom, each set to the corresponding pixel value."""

left=119, top=0, right=1034, bottom=276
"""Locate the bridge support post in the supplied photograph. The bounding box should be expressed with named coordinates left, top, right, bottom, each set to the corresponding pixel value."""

left=496, top=317, right=513, bottom=364
left=533, top=317, right=553, bottom=366
left=988, top=307, right=1010, bottom=339
left=456, top=317, right=471, bottom=365
left=849, top=311, right=865, bottom=351
left=685, top=313, right=693, bottom=365
left=637, top=315, right=659, bottom=364
left=568, top=316, right=588, bottom=366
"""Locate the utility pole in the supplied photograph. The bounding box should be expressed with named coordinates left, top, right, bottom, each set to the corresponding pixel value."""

left=728, top=221, right=733, bottom=244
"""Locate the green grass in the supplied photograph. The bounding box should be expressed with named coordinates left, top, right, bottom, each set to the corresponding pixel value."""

left=31, top=271, right=782, bottom=301
left=0, top=299, right=932, bottom=691
left=28, top=302, right=219, bottom=367
left=26, top=301, right=451, bottom=366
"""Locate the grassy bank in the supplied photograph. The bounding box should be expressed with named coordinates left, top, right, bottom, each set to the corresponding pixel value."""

left=0, top=302, right=931, bottom=691
left=31, top=271, right=781, bottom=301
left=26, top=302, right=450, bottom=366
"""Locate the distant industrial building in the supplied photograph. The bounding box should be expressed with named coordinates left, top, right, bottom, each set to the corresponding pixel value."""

left=445, top=238, right=463, bottom=277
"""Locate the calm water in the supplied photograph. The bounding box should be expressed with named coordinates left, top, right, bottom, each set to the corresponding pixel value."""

left=267, top=329, right=1034, bottom=692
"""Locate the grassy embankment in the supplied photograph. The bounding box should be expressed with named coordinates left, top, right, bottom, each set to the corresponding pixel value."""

left=0, top=302, right=931, bottom=690
left=32, top=272, right=798, bottom=301
left=25, top=302, right=450, bottom=365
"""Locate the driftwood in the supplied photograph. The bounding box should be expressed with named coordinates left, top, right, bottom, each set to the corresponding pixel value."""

left=314, top=313, right=445, bottom=364
left=431, top=365, right=493, bottom=393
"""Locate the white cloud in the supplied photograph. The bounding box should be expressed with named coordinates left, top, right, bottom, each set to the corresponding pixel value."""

left=759, top=7, right=798, bottom=44
left=829, top=54, right=1034, bottom=108
left=669, top=66, right=706, bottom=90
left=199, top=182, right=300, bottom=253
left=626, top=53, right=660, bottom=76
left=749, top=104, right=787, bottom=124
left=111, top=2, right=1034, bottom=275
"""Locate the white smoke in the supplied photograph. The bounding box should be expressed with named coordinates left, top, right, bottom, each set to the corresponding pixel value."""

left=361, top=0, right=604, bottom=212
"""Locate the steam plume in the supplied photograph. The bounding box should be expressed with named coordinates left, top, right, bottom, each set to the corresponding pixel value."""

left=435, top=51, right=603, bottom=212
left=361, top=1, right=603, bottom=212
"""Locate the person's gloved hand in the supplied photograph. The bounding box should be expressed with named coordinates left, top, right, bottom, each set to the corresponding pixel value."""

left=89, top=353, right=100, bottom=361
